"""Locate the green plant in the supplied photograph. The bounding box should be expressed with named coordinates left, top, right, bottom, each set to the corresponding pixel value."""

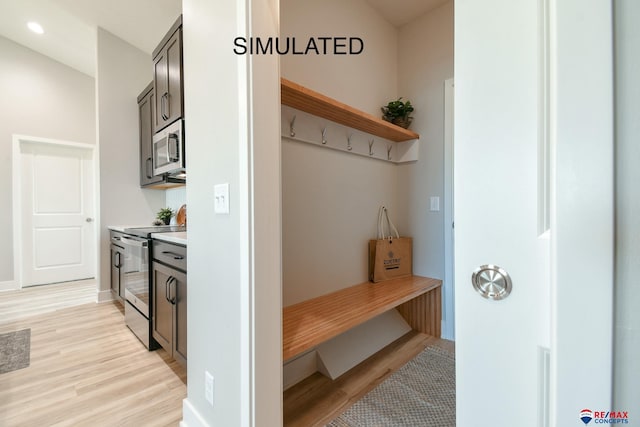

left=381, top=98, right=414, bottom=127
left=156, top=207, right=174, bottom=224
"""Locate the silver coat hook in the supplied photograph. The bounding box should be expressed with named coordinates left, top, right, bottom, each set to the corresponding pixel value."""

left=321, top=127, right=327, bottom=145
left=290, top=115, right=296, bottom=137
left=369, top=139, right=374, bottom=156
left=347, top=133, right=353, bottom=151
left=387, top=144, right=393, bottom=161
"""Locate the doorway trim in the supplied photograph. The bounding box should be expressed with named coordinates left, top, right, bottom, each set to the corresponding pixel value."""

left=443, top=78, right=455, bottom=340
left=11, top=134, right=98, bottom=291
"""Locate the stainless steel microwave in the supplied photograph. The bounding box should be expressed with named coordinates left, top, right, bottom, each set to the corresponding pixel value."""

left=153, top=119, right=184, bottom=176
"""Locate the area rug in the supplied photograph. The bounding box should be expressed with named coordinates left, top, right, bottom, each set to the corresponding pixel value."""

left=326, top=345, right=456, bottom=427
left=0, top=328, right=31, bottom=374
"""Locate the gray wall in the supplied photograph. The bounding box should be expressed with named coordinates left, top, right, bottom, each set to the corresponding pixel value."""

left=0, top=36, right=95, bottom=284
left=614, top=0, right=640, bottom=411
left=96, top=28, right=164, bottom=293
left=281, top=0, right=402, bottom=306
left=397, top=2, right=454, bottom=337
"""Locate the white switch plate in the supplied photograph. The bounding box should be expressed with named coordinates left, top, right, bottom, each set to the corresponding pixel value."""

left=214, top=183, right=230, bottom=214
left=205, top=371, right=214, bottom=406
left=430, top=196, right=440, bottom=212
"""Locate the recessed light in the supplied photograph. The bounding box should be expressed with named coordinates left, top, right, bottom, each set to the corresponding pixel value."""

left=27, top=22, right=44, bottom=34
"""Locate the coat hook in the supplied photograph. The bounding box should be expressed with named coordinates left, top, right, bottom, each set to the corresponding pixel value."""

left=387, top=144, right=393, bottom=161
left=321, top=127, right=328, bottom=145
left=347, top=133, right=353, bottom=151
left=369, top=139, right=375, bottom=156
left=290, top=115, right=296, bottom=137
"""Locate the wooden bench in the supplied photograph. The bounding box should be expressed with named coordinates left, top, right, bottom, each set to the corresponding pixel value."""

left=282, top=275, right=442, bottom=361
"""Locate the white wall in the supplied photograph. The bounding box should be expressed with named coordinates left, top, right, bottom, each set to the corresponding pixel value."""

left=182, top=0, right=281, bottom=425
left=280, top=0, right=397, bottom=116
left=0, top=36, right=95, bottom=285
left=281, top=0, right=402, bottom=306
left=97, top=28, right=164, bottom=293
left=614, top=0, right=640, bottom=411
left=166, top=186, right=187, bottom=223
left=397, top=2, right=454, bottom=337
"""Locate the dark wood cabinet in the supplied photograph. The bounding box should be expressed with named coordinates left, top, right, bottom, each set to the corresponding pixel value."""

left=137, top=83, right=164, bottom=187
left=110, top=231, right=125, bottom=302
left=152, top=240, right=187, bottom=366
left=153, top=16, right=183, bottom=132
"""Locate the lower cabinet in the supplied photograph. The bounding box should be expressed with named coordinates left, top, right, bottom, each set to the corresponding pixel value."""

left=110, top=231, right=125, bottom=302
left=152, top=243, right=187, bottom=366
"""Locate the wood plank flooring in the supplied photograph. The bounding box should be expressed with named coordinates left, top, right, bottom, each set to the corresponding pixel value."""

left=0, top=299, right=186, bottom=426
left=284, top=331, right=455, bottom=427
left=0, top=279, right=97, bottom=323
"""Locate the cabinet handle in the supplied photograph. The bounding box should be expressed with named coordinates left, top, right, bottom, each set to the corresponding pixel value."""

left=165, top=276, right=172, bottom=304
left=162, top=251, right=184, bottom=260
left=165, top=92, right=170, bottom=119
left=161, top=92, right=169, bottom=120
left=114, top=252, right=121, bottom=268
left=146, top=158, right=153, bottom=179
left=167, top=276, right=177, bottom=305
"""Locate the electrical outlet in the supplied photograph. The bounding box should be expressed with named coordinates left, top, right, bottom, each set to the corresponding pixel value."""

left=205, top=371, right=214, bottom=406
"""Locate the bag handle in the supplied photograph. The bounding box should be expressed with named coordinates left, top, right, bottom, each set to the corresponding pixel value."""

left=377, top=206, right=400, bottom=240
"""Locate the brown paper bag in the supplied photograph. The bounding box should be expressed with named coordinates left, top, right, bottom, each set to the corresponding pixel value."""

left=368, top=206, right=413, bottom=282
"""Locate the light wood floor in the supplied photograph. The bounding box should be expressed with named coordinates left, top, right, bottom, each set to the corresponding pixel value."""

left=284, top=331, right=455, bottom=427
left=0, top=299, right=186, bottom=426
left=0, top=279, right=97, bottom=323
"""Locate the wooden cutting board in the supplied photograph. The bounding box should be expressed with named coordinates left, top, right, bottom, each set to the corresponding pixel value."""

left=176, top=204, right=187, bottom=226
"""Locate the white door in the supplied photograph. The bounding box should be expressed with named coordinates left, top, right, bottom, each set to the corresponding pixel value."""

left=455, top=1, right=613, bottom=426
left=18, top=139, right=96, bottom=286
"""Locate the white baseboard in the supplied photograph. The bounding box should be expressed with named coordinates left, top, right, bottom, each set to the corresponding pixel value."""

left=441, top=320, right=455, bottom=341
left=0, top=280, right=18, bottom=291
left=97, top=289, right=114, bottom=303
left=181, top=398, right=211, bottom=427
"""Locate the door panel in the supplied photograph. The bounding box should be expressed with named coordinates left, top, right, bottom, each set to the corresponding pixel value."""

left=20, top=141, right=95, bottom=286
left=166, top=30, right=183, bottom=124
left=152, top=263, right=173, bottom=351
left=455, top=0, right=613, bottom=425
left=174, top=270, right=187, bottom=366
left=153, top=53, right=168, bottom=132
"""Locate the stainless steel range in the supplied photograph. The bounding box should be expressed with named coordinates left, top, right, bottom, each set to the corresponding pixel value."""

left=119, top=225, right=186, bottom=349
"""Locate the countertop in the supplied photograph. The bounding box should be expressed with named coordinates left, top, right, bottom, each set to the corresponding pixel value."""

left=151, top=231, right=187, bottom=246
left=107, top=225, right=148, bottom=232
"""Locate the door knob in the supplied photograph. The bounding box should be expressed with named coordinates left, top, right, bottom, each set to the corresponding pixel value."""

left=471, top=264, right=512, bottom=300
left=86, top=217, right=93, bottom=223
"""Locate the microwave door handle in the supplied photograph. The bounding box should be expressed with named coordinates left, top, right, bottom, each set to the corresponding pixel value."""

left=168, top=133, right=180, bottom=162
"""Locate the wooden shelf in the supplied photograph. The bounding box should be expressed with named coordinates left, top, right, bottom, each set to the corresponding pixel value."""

left=282, top=275, right=441, bottom=361
left=281, top=78, right=420, bottom=143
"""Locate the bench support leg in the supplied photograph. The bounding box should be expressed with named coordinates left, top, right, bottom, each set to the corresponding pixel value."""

left=396, top=287, right=441, bottom=337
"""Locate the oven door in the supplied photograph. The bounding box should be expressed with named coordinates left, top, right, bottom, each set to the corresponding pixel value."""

left=153, top=119, right=184, bottom=176
left=120, top=235, right=149, bottom=317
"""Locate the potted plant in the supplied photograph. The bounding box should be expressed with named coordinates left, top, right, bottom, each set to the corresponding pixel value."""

left=381, top=98, right=414, bottom=129
left=156, top=207, right=174, bottom=225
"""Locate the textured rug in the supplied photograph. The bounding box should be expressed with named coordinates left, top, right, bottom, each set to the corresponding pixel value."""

left=0, top=328, right=31, bottom=374
left=327, top=345, right=456, bottom=427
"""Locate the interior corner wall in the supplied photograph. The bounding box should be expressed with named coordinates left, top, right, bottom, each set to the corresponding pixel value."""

left=397, top=2, right=454, bottom=335
left=280, top=0, right=402, bottom=306
left=97, top=28, right=164, bottom=292
left=0, top=36, right=95, bottom=284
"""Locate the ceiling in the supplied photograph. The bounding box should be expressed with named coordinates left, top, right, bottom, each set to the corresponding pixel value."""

left=0, top=0, right=181, bottom=76
left=0, top=0, right=445, bottom=78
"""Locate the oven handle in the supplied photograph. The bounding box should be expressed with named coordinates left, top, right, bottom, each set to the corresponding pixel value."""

left=121, top=235, right=148, bottom=248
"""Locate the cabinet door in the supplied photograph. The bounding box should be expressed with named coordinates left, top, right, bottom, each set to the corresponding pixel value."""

left=153, top=51, right=169, bottom=132
left=165, top=29, right=183, bottom=125
left=110, top=246, right=121, bottom=299
left=138, top=87, right=163, bottom=187
left=173, top=270, right=187, bottom=366
left=152, top=262, right=174, bottom=351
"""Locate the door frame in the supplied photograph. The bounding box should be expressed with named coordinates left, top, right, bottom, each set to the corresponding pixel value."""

left=11, top=134, right=99, bottom=291
left=443, top=78, right=455, bottom=340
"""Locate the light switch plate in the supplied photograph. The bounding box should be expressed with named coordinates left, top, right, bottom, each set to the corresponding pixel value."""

left=214, top=183, right=230, bottom=214
left=430, top=196, right=440, bottom=212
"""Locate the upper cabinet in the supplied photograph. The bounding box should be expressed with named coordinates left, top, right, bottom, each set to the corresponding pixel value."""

left=153, top=16, right=183, bottom=133
left=137, top=82, right=165, bottom=187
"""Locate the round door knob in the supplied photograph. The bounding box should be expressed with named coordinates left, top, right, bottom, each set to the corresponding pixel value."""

left=471, top=264, right=512, bottom=300
left=86, top=217, right=93, bottom=223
